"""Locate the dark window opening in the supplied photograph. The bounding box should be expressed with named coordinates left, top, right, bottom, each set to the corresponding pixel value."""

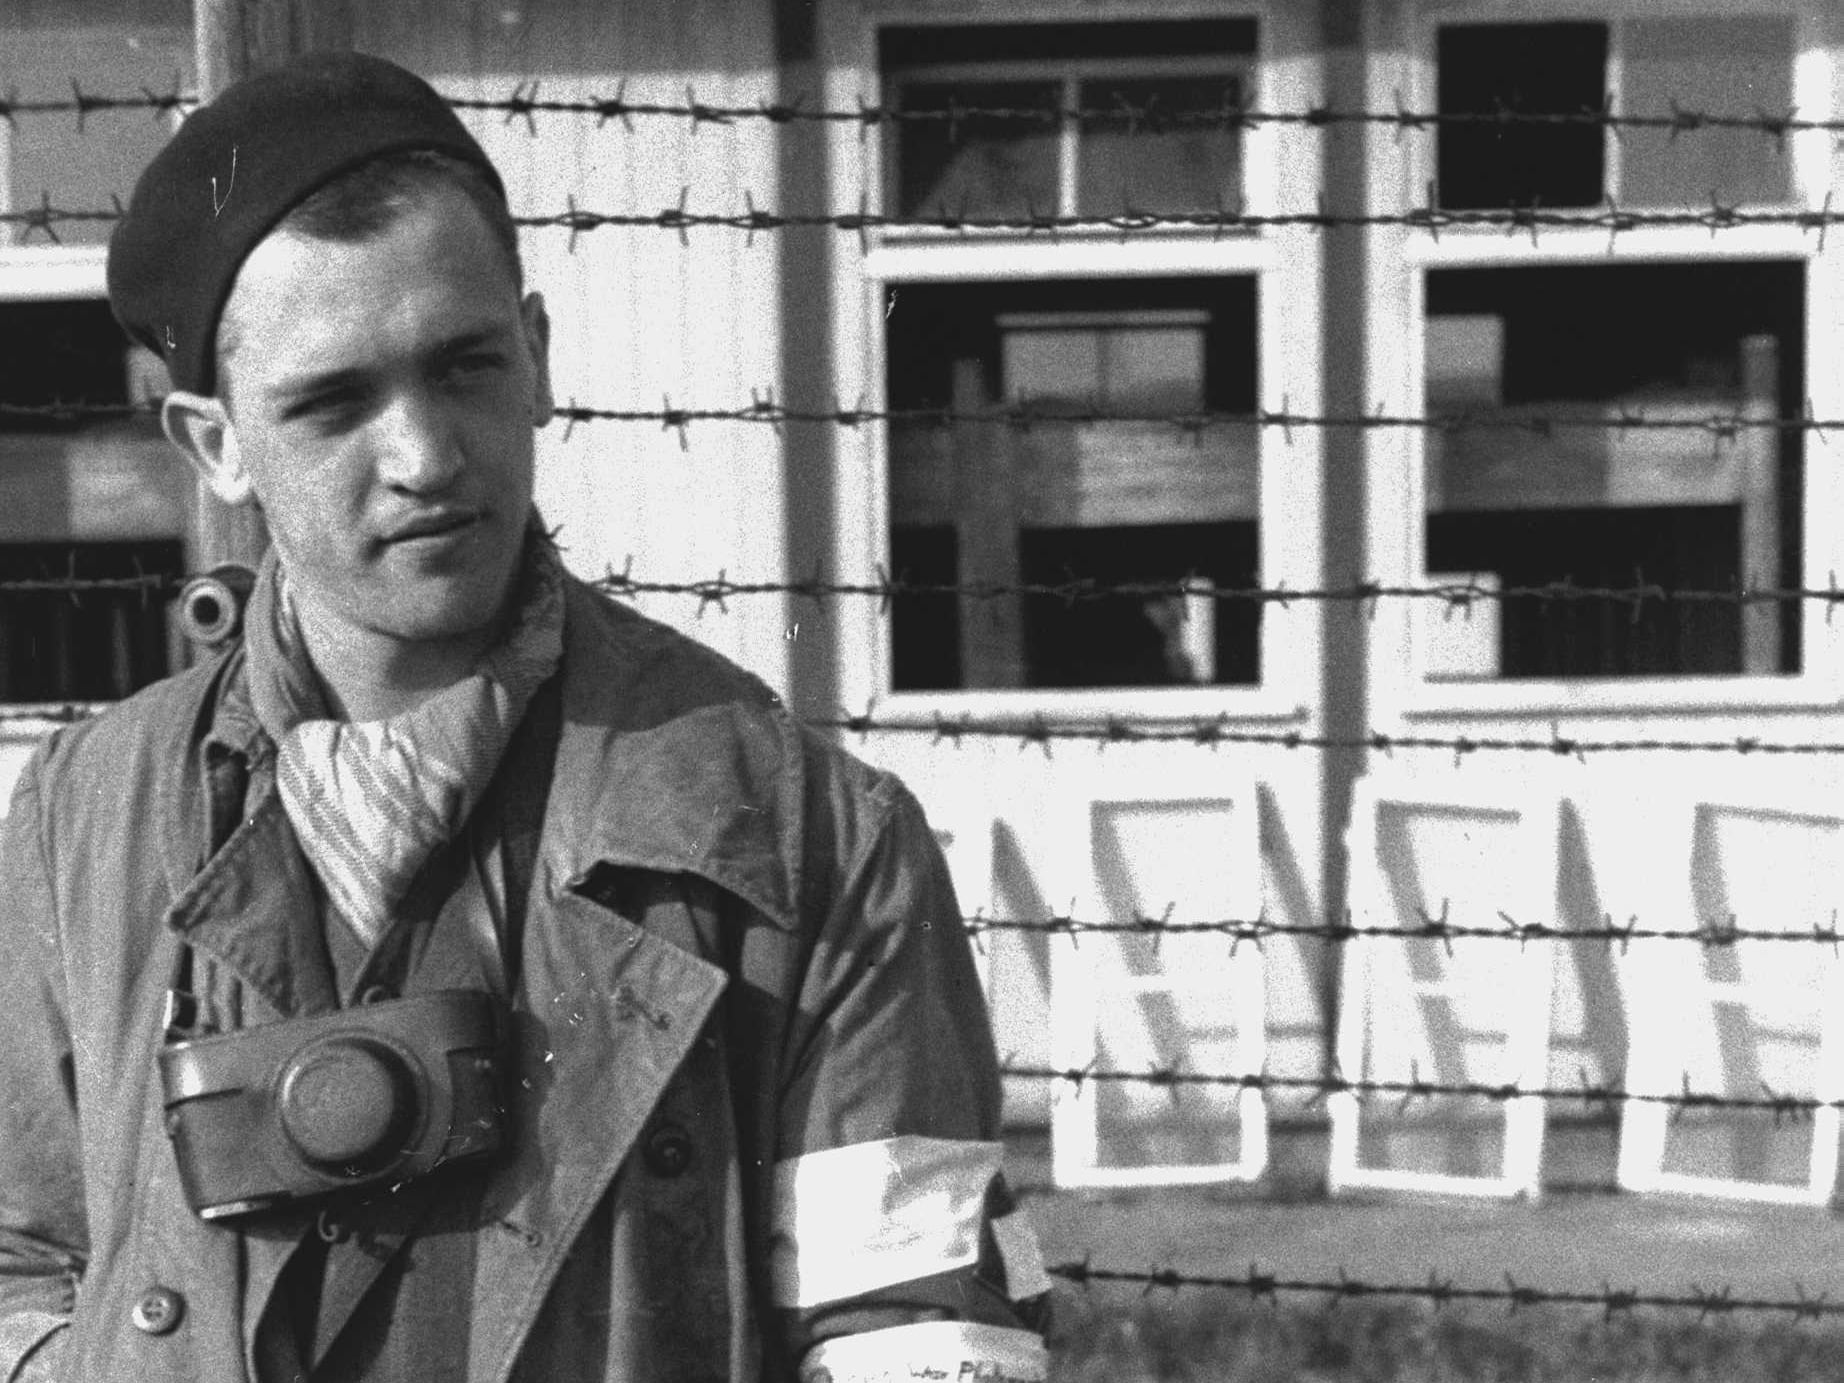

left=1022, top=523, right=1258, bottom=688
left=1424, top=261, right=1804, bottom=679
left=1437, top=23, right=1608, bottom=211
left=0, top=300, right=135, bottom=430
left=1429, top=508, right=1744, bottom=679
left=887, top=278, right=1259, bottom=692
left=890, top=525, right=961, bottom=691
left=0, top=541, right=181, bottom=702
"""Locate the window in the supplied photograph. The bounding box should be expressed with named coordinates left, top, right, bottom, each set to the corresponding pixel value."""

left=1435, top=16, right=1797, bottom=212
left=887, top=278, right=1260, bottom=691
left=1424, top=262, right=1801, bottom=679
left=1, top=5, right=195, bottom=705
left=0, top=301, right=188, bottom=702
left=884, top=22, right=1253, bottom=224
left=1410, top=8, right=1809, bottom=685
left=878, top=21, right=1269, bottom=695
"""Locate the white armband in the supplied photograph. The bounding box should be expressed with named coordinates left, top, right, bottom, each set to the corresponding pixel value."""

left=770, top=1136, right=1003, bottom=1307
left=798, top=1321, right=1048, bottom=1383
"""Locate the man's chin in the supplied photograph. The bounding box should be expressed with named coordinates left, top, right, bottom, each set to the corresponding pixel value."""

left=359, top=576, right=517, bottom=648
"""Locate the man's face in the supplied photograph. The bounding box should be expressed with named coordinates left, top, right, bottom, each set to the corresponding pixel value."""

left=202, top=182, right=551, bottom=656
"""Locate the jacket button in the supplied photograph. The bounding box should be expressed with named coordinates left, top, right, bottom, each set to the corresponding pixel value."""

left=131, top=1286, right=185, bottom=1336
left=642, top=1124, right=694, bottom=1178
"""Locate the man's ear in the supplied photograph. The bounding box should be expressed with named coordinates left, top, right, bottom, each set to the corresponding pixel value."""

left=521, top=291, right=555, bottom=428
left=161, top=391, right=254, bottom=505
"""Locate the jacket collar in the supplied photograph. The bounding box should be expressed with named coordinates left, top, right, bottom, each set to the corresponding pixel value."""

left=540, top=576, right=805, bottom=931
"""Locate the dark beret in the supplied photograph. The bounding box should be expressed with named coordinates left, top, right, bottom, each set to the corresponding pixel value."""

left=107, top=51, right=504, bottom=396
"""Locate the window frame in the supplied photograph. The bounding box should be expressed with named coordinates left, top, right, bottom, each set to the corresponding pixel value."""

left=828, top=0, right=1325, bottom=726
left=1367, top=0, right=1844, bottom=717
left=881, top=49, right=1258, bottom=234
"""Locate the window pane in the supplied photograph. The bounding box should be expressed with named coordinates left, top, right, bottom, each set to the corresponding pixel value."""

left=1423, top=262, right=1802, bottom=680
left=0, top=541, right=182, bottom=701
left=1437, top=24, right=1608, bottom=211
left=891, top=81, right=1061, bottom=220
left=1020, top=523, right=1256, bottom=688
left=1076, top=75, right=1244, bottom=217
left=1619, top=17, right=1794, bottom=209
left=887, top=279, right=1259, bottom=692
left=1000, top=309, right=1208, bottom=412
left=2, top=7, right=193, bottom=246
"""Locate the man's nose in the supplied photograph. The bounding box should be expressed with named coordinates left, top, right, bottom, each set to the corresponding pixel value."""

left=374, top=391, right=464, bottom=492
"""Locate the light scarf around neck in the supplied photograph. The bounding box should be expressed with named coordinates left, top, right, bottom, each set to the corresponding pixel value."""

left=243, top=524, right=565, bottom=947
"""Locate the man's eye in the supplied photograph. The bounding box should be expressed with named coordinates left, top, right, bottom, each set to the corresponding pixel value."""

left=284, top=390, right=362, bottom=424
left=441, top=352, right=503, bottom=383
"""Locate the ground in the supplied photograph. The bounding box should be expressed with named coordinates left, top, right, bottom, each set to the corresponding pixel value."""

left=1009, top=1129, right=1844, bottom=1380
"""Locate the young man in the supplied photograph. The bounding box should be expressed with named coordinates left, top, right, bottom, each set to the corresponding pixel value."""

left=0, top=52, right=1048, bottom=1382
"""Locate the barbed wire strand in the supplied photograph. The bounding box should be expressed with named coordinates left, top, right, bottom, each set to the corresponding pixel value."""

left=8, top=200, right=1844, bottom=242
left=1000, top=1064, right=1844, bottom=1120
left=1045, top=1260, right=1844, bottom=1322
left=5, top=397, right=1836, bottom=440
left=5, top=84, right=1840, bottom=140
left=5, top=569, right=1844, bottom=614
left=4, top=698, right=1841, bottom=757
left=814, top=715, right=1844, bottom=760
left=962, top=910, right=1844, bottom=949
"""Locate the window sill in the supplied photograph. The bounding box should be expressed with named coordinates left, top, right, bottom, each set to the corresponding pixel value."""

left=1402, top=673, right=1843, bottom=720
left=868, top=232, right=1277, bottom=282
left=865, top=683, right=1305, bottom=727
left=0, top=245, right=108, bottom=300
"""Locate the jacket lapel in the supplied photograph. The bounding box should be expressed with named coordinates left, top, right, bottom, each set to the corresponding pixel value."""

left=161, top=779, right=340, bottom=1382
left=470, top=885, right=729, bottom=1383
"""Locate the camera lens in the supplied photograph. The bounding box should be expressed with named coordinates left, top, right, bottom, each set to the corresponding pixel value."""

left=278, top=1036, right=417, bottom=1173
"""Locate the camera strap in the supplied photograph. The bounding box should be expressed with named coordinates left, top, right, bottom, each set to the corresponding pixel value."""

left=486, top=670, right=562, bottom=990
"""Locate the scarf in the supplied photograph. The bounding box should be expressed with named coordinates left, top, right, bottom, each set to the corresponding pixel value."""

left=244, top=529, right=565, bottom=947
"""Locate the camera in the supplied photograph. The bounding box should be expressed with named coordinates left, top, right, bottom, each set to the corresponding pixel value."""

left=159, top=989, right=509, bottom=1222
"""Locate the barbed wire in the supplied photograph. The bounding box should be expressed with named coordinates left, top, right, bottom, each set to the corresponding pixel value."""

left=590, top=572, right=1832, bottom=614
left=5, top=697, right=1840, bottom=758
left=6, top=396, right=1834, bottom=442
left=0, top=569, right=1837, bottom=622
left=1046, top=1260, right=1844, bottom=1322
left=452, top=90, right=1844, bottom=144
left=962, top=909, right=1844, bottom=950
left=818, top=715, right=1844, bottom=760
left=7, top=198, right=1843, bottom=243
left=0, top=81, right=191, bottom=126
left=5, top=83, right=1839, bottom=141
left=1001, top=1063, right=1842, bottom=1119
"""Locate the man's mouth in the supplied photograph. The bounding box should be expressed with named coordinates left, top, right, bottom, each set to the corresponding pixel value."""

left=383, top=510, right=482, bottom=545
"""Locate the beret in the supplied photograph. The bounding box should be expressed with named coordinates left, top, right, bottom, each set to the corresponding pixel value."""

left=107, top=51, right=505, bottom=397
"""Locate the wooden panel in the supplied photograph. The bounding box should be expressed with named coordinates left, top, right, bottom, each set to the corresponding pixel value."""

left=0, top=426, right=188, bottom=542
left=1428, top=398, right=1755, bottom=514
left=891, top=420, right=1258, bottom=530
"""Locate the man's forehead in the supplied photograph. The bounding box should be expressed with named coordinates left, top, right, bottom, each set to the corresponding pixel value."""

left=222, top=210, right=522, bottom=392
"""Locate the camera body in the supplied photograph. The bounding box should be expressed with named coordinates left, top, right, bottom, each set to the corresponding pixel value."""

left=159, top=989, right=508, bottom=1221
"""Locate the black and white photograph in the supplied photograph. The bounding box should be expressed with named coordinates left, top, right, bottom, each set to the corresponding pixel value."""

left=1, top=2, right=1842, bottom=1379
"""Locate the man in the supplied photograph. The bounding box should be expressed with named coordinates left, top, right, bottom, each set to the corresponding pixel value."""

left=0, top=52, right=1048, bottom=1382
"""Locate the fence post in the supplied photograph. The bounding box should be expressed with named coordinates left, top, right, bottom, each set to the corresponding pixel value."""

left=188, top=0, right=354, bottom=570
